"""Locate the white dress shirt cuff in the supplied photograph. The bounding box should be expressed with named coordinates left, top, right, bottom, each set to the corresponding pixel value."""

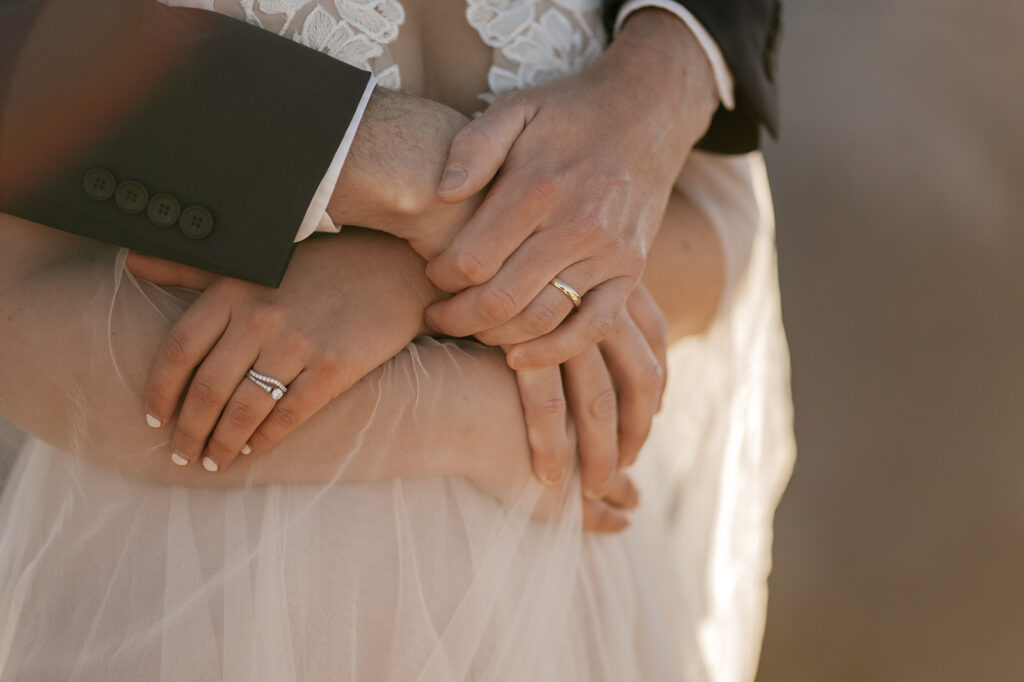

left=294, top=73, right=377, bottom=242
left=613, top=0, right=735, bottom=111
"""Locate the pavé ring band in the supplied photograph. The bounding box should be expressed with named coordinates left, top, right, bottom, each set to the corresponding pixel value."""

left=247, top=368, right=289, bottom=401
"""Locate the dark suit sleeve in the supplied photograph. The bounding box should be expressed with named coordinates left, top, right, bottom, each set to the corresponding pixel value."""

left=0, top=0, right=374, bottom=286
left=603, top=0, right=781, bottom=154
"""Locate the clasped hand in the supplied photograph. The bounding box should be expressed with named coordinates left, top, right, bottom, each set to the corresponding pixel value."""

left=130, top=37, right=709, bottom=518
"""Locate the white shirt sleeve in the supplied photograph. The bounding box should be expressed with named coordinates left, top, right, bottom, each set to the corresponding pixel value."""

left=613, top=0, right=735, bottom=111
left=294, top=74, right=377, bottom=242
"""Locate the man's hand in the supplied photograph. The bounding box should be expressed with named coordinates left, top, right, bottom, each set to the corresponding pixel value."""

left=423, top=9, right=718, bottom=370
left=130, top=229, right=443, bottom=473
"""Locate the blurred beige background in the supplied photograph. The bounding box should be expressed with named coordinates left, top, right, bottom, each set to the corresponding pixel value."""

left=756, top=1, right=1024, bottom=680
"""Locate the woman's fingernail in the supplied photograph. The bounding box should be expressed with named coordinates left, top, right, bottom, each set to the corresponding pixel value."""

left=240, top=443, right=252, bottom=456
left=171, top=451, right=188, bottom=467
left=202, top=456, right=219, bottom=473
left=438, top=165, right=467, bottom=194
left=583, top=487, right=603, bottom=501
left=146, top=413, right=162, bottom=429
left=507, top=352, right=525, bottom=370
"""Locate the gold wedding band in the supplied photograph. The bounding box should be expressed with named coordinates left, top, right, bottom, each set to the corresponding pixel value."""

left=549, top=278, right=582, bottom=308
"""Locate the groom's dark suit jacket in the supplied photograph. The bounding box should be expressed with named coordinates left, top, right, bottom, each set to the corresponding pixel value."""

left=0, top=0, right=780, bottom=286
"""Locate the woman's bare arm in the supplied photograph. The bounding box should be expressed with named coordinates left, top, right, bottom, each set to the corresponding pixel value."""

left=0, top=177, right=721, bottom=489
left=0, top=217, right=530, bottom=489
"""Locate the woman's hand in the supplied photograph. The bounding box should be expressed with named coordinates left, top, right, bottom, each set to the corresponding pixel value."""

left=130, top=230, right=442, bottom=473
left=512, top=283, right=668, bottom=501
left=423, top=10, right=717, bottom=370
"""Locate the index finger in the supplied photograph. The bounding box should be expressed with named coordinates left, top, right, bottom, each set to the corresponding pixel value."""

left=425, top=170, right=551, bottom=293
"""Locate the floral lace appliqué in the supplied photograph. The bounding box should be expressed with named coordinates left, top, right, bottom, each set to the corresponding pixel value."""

left=165, top=0, right=406, bottom=89
left=465, top=0, right=605, bottom=104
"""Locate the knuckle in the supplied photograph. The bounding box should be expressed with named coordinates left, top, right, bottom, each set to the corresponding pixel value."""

left=315, top=351, right=347, bottom=383
left=526, top=302, right=562, bottom=337
left=161, top=329, right=191, bottom=365
left=531, top=395, right=567, bottom=421
left=479, top=285, right=519, bottom=324
left=585, top=313, right=616, bottom=344
left=456, top=123, right=496, bottom=155
left=639, top=358, right=666, bottom=394
left=281, top=330, right=314, bottom=359
left=268, top=405, right=300, bottom=431
left=188, top=377, right=222, bottom=408
left=223, top=400, right=258, bottom=429
left=493, top=90, right=533, bottom=119
left=587, top=387, right=619, bottom=422
left=248, top=304, right=283, bottom=333
left=453, top=250, right=491, bottom=286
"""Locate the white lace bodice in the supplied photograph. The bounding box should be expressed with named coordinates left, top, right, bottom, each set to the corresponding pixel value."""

left=164, top=0, right=606, bottom=107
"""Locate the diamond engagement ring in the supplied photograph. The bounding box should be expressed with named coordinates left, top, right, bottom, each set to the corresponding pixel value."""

left=247, top=369, right=289, bottom=401
left=549, top=278, right=582, bottom=308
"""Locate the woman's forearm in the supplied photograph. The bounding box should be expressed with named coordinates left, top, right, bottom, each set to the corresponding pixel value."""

left=642, top=188, right=725, bottom=342
left=0, top=218, right=531, bottom=489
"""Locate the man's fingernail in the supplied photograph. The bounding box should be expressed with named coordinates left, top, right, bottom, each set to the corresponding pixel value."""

left=583, top=487, right=603, bottom=501
left=438, top=165, right=467, bottom=193
left=171, top=451, right=188, bottom=467
left=507, top=352, right=525, bottom=370
left=240, top=443, right=252, bottom=456
left=202, top=456, right=219, bottom=473
left=146, top=413, right=162, bottom=429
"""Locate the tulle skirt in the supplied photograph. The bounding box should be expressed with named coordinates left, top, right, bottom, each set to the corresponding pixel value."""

left=0, top=153, right=793, bottom=681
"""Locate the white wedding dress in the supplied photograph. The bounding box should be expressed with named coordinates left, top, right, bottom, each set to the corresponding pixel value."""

left=0, top=1, right=794, bottom=680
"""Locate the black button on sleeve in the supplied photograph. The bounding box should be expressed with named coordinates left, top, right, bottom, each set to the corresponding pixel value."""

left=179, top=206, right=215, bottom=240
left=147, top=194, right=182, bottom=228
left=82, top=168, right=116, bottom=201
left=114, top=181, right=150, bottom=214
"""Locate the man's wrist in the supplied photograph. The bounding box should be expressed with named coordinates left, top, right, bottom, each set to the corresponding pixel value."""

left=326, top=89, right=470, bottom=242
left=609, top=8, right=718, bottom=145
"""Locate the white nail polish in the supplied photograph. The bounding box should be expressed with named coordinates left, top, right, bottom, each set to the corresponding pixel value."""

left=171, top=452, right=188, bottom=467
left=202, top=456, right=219, bottom=473
left=240, top=443, right=252, bottom=455
left=146, top=413, right=162, bottom=429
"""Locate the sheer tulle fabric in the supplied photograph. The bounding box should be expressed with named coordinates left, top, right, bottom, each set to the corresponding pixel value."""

left=0, top=152, right=792, bottom=681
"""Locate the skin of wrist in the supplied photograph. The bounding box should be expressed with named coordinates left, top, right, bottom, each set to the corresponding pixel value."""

left=327, top=89, right=470, bottom=240
left=340, top=228, right=451, bottom=336
left=606, top=8, right=718, bottom=147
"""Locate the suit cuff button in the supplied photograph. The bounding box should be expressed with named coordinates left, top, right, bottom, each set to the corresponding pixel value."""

left=82, top=168, right=116, bottom=201
left=115, top=180, right=149, bottom=214
left=179, top=206, right=215, bottom=240
left=147, top=194, right=182, bottom=228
